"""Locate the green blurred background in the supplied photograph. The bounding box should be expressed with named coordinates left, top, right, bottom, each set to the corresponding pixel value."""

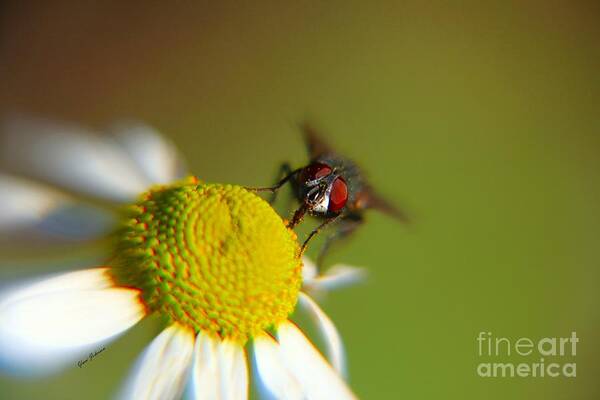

left=1, top=1, right=599, bottom=398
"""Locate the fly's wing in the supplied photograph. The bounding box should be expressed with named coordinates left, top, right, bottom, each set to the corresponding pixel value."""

left=357, top=185, right=410, bottom=223
left=300, top=121, right=335, bottom=160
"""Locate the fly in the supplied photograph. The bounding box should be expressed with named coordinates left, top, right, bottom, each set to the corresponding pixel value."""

left=249, top=122, right=409, bottom=270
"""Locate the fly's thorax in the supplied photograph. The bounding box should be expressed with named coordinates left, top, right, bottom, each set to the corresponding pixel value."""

left=109, top=178, right=302, bottom=344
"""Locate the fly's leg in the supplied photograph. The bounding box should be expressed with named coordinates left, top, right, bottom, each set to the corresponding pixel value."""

left=316, top=214, right=364, bottom=271
left=300, top=213, right=344, bottom=254
left=246, top=163, right=300, bottom=204
left=268, top=163, right=295, bottom=204
left=288, top=202, right=309, bottom=229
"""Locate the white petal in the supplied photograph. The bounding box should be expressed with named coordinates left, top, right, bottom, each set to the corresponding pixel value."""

left=278, top=322, right=356, bottom=400
left=110, top=121, right=186, bottom=184
left=220, top=339, right=249, bottom=399
left=1, top=117, right=150, bottom=202
left=190, top=332, right=220, bottom=399
left=298, top=293, right=346, bottom=377
left=31, top=202, right=115, bottom=242
left=0, top=268, right=113, bottom=303
left=0, top=174, right=114, bottom=242
left=303, top=264, right=367, bottom=295
left=301, top=257, right=318, bottom=284
left=253, top=334, right=303, bottom=400
left=191, top=332, right=248, bottom=400
left=0, top=174, right=64, bottom=230
left=0, top=268, right=145, bottom=375
left=119, top=324, right=195, bottom=400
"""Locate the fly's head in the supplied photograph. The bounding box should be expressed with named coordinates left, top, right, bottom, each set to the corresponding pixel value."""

left=298, top=162, right=348, bottom=216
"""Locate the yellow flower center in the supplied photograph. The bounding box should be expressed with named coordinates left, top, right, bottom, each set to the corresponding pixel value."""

left=110, top=177, right=302, bottom=343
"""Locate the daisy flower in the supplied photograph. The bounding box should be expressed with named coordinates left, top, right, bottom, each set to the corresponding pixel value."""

left=0, top=117, right=365, bottom=399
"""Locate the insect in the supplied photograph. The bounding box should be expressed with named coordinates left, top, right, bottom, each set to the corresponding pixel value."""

left=250, top=122, right=409, bottom=270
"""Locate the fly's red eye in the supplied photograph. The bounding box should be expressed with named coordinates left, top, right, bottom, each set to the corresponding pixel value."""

left=300, top=163, right=332, bottom=183
left=328, top=177, right=348, bottom=212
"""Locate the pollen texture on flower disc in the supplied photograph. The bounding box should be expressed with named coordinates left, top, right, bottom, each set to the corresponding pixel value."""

left=110, top=178, right=302, bottom=343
